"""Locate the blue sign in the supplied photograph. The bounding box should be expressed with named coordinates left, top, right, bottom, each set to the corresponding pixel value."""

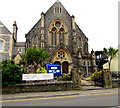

left=46, top=64, right=61, bottom=77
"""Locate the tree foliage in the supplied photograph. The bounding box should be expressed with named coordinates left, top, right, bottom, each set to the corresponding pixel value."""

left=24, top=47, right=49, bottom=73
left=1, top=60, right=24, bottom=86
left=103, top=47, right=118, bottom=71
left=91, top=71, right=103, bottom=84
left=95, top=47, right=118, bottom=71
left=95, top=51, right=108, bottom=70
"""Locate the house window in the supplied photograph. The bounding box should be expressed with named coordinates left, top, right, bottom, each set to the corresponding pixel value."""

left=0, top=40, right=4, bottom=51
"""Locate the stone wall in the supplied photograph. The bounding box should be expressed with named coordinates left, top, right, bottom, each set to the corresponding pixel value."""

left=112, top=79, right=120, bottom=88
left=2, top=81, right=78, bottom=94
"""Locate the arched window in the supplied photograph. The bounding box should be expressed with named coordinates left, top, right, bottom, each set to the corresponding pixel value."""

left=50, top=20, right=68, bottom=45
left=32, top=35, right=38, bottom=46
left=85, top=42, right=88, bottom=53
left=59, top=28, right=64, bottom=43
left=51, top=27, right=57, bottom=45
left=0, top=40, right=4, bottom=51
left=58, top=50, right=65, bottom=59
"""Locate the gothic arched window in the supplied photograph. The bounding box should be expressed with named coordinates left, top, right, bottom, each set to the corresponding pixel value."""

left=59, top=28, right=64, bottom=43
left=50, top=20, right=67, bottom=46
left=51, top=27, right=57, bottom=45
left=32, top=35, right=38, bottom=46
left=84, top=42, right=88, bottom=54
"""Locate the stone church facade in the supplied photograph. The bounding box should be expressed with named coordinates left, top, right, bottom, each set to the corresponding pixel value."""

left=25, top=0, right=97, bottom=75
left=0, top=0, right=97, bottom=76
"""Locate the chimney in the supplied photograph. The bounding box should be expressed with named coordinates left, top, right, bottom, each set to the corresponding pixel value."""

left=13, top=21, right=18, bottom=42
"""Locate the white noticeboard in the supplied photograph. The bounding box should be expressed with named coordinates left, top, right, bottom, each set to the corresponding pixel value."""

left=22, top=73, right=54, bottom=81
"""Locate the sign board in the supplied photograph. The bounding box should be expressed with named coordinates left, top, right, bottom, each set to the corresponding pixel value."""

left=46, top=64, right=61, bottom=77
left=22, top=73, right=54, bottom=81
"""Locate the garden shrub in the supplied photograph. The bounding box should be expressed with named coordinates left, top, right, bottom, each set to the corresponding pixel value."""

left=36, top=67, right=47, bottom=73
left=1, top=60, right=25, bottom=86
left=91, top=71, right=103, bottom=83
left=57, top=73, right=72, bottom=81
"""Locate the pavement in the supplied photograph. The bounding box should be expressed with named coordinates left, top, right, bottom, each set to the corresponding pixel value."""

left=2, top=86, right=118, bottom=101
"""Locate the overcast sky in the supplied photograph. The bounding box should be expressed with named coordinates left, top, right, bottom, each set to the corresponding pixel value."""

left=0, top=0, right=118, bottom=52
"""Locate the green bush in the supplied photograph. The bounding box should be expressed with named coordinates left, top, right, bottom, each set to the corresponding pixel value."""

left=91, top=71, right=103, bottom=83
left=36, top=67, right=47, bottom=73
left=1, top=60, right=25, bottom=86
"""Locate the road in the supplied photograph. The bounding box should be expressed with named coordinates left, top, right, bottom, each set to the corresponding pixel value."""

left=2, top=89, right=119, bottom=107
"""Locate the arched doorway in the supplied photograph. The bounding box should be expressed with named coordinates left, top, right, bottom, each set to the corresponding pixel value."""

left=54, top=61, right=61, bottom=65
left=62, top=61, right=69, bottom=74
left=54, top=61, right=69, bottom=74
left=52, top=49, right=72, bottom=74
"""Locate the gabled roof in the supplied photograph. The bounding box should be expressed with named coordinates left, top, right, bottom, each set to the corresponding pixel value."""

left=0, top=21, right=12, bottom=35
left=75, top=23, right=88, bottom=40
left=45, top=0, right=71, bottom=17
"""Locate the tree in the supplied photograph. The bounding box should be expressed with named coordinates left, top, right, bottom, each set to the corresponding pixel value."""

left=1, top=60, right=24, bottom=86
left=95, top=51, right=108, bottom=70
left=24, top=46, right=49, bottom=73
left=103, top=47, right=118, bottom=72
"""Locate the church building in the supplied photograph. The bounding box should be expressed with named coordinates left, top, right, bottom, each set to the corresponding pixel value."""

left=0, top=0, right=97, bottom=76
left=25, top=0, right=97, bottom=75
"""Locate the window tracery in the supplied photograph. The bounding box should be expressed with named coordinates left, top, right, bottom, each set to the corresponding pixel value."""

left=50, top=21, right=65, bottom=45
left=58, top=50, right=65, bottom=59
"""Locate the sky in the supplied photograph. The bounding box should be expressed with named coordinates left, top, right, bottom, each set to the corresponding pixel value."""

left=0, top=0, right=118, bottom=52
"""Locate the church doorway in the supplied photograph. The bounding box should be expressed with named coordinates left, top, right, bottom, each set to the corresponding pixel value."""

left=62, top=61, right=69, bottom=74
left=54, top=61, right=61, bottom=65
left=52, top=48, right=72, bottom=74
left=54, top=61, right=69, bottom=74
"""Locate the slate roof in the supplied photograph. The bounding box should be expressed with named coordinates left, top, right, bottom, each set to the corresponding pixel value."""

left=0, top=21, right=12, bottom=35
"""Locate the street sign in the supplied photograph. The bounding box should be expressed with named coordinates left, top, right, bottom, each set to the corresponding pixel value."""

left=46, top=64, right=62, bottom=77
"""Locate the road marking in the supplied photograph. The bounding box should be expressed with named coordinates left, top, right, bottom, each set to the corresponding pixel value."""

left=1, top=92, right=119, bottom=103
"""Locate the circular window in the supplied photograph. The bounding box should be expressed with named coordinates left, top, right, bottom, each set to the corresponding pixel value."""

left=58, top=51, right=65, bottom=59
